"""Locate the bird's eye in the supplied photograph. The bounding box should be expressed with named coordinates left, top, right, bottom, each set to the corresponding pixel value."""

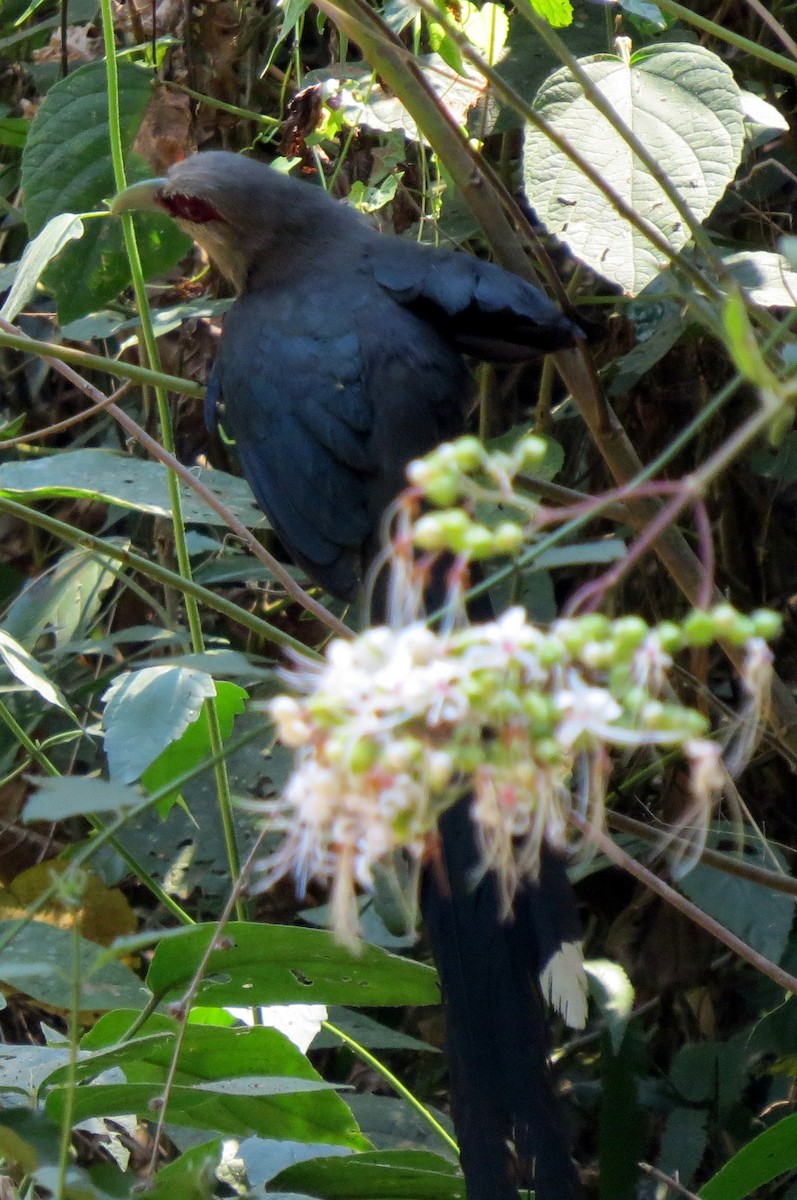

left=161, top=191, right=223, bottom=224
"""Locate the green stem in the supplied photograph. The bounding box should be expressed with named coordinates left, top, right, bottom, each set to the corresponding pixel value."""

left=160, top=79, right=282, bottom=126
left=653, top=0, right=797, bottom=78
left=55, top=916, right=83, bottom=1200
left=323, top=1020, right=459, bottom=1156
left=0, top=327, right=204, bottom=396
left=0, top=494, right=317, bottom=655
left=102, top=7, right=243, bottom=912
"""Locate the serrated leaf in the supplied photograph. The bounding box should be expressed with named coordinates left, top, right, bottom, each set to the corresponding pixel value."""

left=21, top=60, right=189, bottom=323
left=659, top=1106, right=707, bottom=1188
left=678, top=842, right=793, bottom=965
left=0, top=212, right=83, bottom=322
left=102, top=665, right=217, bottom=784
left=524, top=43, right=744, bottom=293
left=0, top=449, right=264, bottom=529
left=0, top=628, right=69, bottom=710
left=462, top=3, right=508, bottom=65
left=526, top=0, right=572, bottom=28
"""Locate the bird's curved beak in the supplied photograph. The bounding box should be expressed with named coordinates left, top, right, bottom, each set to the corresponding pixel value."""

left=109, top=178, right=168, bottom=215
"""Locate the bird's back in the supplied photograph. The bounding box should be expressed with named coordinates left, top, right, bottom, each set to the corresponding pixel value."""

left=210, top=256, right=470, bottom=600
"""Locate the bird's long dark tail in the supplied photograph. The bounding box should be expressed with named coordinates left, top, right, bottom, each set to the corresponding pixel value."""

left=420, top=805, right=582, bottom=1200
left=412, top=566, right=582, bottom=1200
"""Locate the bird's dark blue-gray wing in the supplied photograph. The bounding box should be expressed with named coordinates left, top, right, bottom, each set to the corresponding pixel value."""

left=365, top=236, right=579, bottom=360
left=207, top=274, right=467, bottom=599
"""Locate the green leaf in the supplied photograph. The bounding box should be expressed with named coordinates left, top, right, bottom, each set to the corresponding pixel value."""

left=620, top=0, right=669, bottom=33
left=722, top=291, right=778, bottom=392
left=526, top=0, right=572, bottom=28
left=21, top=60, right=190, bottom=323
left=23, top=776, right=143, bottom=823
left=747, top=431, right=797, bottom=482
left=659, top=1106, right=708, bottom=1188
left=524, top=43, right=744, bottom=293
left=146, top=922, right=440, bottom=1007
left=740, top=90, right=789, bottom=151
left=314, top=1008, right=437, bottom=1052
left=274, top=1150, right=464, bottom=1199
left=0, top=449, right=264, bottom=529
left=461, top=2, right=508, bottom=64
left=0, top=627, right=70, bottom=711
left=0, top=921, right=150, bottom=1012
left=678, top=843, right=794, bottom=965
left=722, top=250, right=797, bottom=309
left=140, top=1139, right=224, bottom=1200
left=700, top=1112, right=797, bottom=1200
left=0, top=212, right=83, bottom=322
left=141, top=679, right=247, bottom=810
left=598, top=1027, right=646, bottom=1200
left=2, top=546, right=119, bottom=651
left=102, top=665, right=217, bottom=784
left=48, top=1013, right=367, bottom=1148
left=0, top=116, right=29, bottom=148
left=534, top=538, right=626, bottom=569
left=0, top=1043, right=73, bottom=1097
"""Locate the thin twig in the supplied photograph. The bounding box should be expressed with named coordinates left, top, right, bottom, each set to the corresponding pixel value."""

left=571, top=812, right=797, bottom=996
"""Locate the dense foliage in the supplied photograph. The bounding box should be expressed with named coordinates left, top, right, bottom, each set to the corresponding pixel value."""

left=0, top=0, right=796, bottom=1198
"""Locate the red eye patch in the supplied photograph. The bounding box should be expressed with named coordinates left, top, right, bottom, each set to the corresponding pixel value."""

left=160, top=191, right=223, bottom=224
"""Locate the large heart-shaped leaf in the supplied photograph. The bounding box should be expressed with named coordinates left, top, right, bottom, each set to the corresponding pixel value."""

left=523, top=42, right=744, bottom=293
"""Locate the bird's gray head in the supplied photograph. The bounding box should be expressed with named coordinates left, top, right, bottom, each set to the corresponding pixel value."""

left=112, top=151, right=361, bottom=292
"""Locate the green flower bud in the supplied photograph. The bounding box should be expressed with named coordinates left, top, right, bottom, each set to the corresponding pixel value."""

left=488, top=689, right=523, bottom=718
left=682, top=609, right=717, bottom=647
left=406, top=458, right=432, bottom=488
left=424, top=470, right=461, bottom=507
left=727, top=616, right=755, bottom=645
left=349, top=736, right=379, bottom=772
left=537, top=636, right=566, bottom=667
left=711, top=603, right=742, bottom=639
left=522, top=691, right=554, bottom=731
left=463, top=524, right=496, bottom=559
left=578, top=614, right=611, bottom=642
left=517, top=435, right=548, bottom=466
left=450, top=436, right=484, bottom=471
left=535, top=737, right=562, bottom=764
left=751, top=609, right=783, bottom=641
left=413, top=514, right=448, bottom=550
left=579, top=641, right=614, bottom=669
left=611, top=615, right=649, bottom=655
left=554, top=619, right=587, bottom=654
left=493, top=521, right=525, bottom=555
left=655, top=621, right=682, bottom=653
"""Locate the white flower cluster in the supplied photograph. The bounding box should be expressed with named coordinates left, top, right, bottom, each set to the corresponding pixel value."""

left=256, top=606, right=776, bottom=946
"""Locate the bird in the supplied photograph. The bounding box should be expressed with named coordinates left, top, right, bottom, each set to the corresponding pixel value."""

left=113, top=150, right=586, bottom=1200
